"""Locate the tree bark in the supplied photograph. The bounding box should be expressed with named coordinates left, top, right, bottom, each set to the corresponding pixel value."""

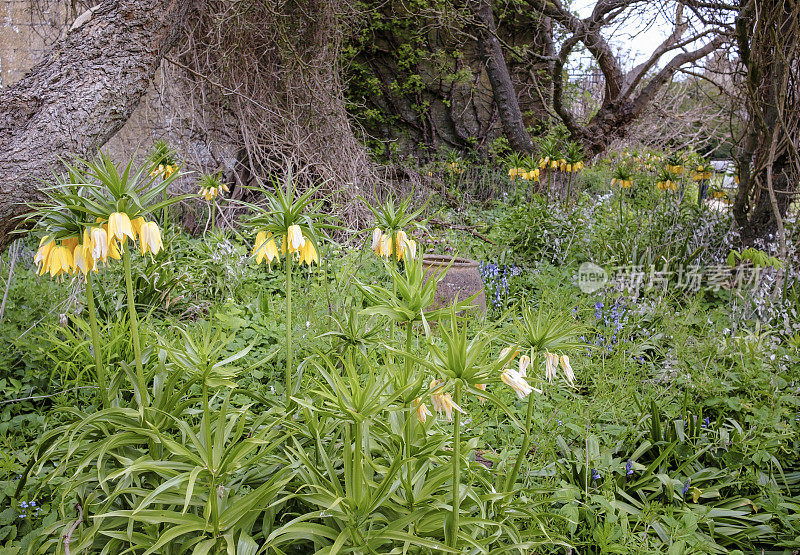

left=732, top=0, right=799, bottom=244
left=0, top=0, right=195, bottom=250
left=471, top=0, right=534, bottom=153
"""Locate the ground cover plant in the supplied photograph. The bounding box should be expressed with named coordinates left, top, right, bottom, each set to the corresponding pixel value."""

left=0, top=143, right=797, bottom=555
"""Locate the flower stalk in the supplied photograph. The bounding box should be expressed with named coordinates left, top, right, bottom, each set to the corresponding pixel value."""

left=122, top=243, right=147, bottom=404
left=449, top=379, right=462, bottom=548
left=84, top=273, right=107, bottom=408
left=285, top=251, right=294, bottom=410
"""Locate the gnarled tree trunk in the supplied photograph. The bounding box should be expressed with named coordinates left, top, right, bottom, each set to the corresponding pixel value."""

left=0, top=0, right=195, bottom=250
left=470, top=0, right=534, bottom=153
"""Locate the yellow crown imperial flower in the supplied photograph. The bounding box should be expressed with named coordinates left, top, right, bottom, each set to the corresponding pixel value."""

left=501, top=368, right=538, bottom=399
left=414, top=397, right=433, bottom=424
left=73, top=242, right=97, bottom=277
left=560, top=355, right=575, bottom=385
left=299, top=240, right=319, bottom=266
left=47, top=244, right=75, bottom=277
left=545, top=352, right=559, bottom=383
left=518, top=354, right=531, bottom=378
left=130, top=216, right=145, bottom=240
left=34, top=237, right=55, bottom=276
left=286, top=224, right=305, bottom=253
left=139, top=222, right=163, bottom=256
left=371, top=228, right=383, bottom=253
left=89, top=227, right=109, bottom=263
left=108, top=212, right=135, bottom=245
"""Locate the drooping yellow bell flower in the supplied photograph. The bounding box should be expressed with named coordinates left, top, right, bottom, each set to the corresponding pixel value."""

left=34, top=237, right=55, bottom=276
left=414, top=397, right=433, bottom=423
left=47, top=245, right=75, bottom=277
left=501, top=368, right=536, bottom=399
left=139, top=222, right=163, bottom=256
left=560, top=355, right=575, bottom=385
left=90, top=227, right=108, bottom=263
left=371, top=228, right=383, bottom=253
left=73, top=242, right=96, bottom=277
left=299, top=240, right=318, bottom=266
left=130, top=216, right=145, bottom=240
left=286, top=224, right=305, bottom=253
left=545, top=352, right=559, bottom=383
left=62, top=235, right=79, bottom=253
left=108, top=212, right=135, bottom=245
left=253, top=232, right=280, bottom=266
left=429, top=379, right=466, bottom=422
left=518, top=355, right=531, bottom=378
left=376, top=233, right=391, bottom=258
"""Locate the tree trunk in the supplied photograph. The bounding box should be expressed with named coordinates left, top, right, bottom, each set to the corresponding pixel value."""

left=733, top=0, right=799, bottom=245
left=471, top=0, right=534, bottom=154
left=0, top=0, right=194, bottom=250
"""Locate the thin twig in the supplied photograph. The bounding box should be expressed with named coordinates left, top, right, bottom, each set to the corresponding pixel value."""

left=64, top=502, right=83, bottom=555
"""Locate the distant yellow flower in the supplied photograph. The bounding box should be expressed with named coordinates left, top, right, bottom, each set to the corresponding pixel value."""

left=395, top=230, right=416, bottom=261
left=538, top=157, right=549, bottom=169
left=414, top=397, right=433, bottom=423
left=108, top=212, right=135, bottom=245
left=139, top=222, right=163, bottom=256
left=657, top=180, right=677, bottom=191
left=560, top=355, right=575, bottom=385
left=163, top=164, right=177, bottom=179
left=475, top=383, right=487, bottom=404
left=286, top=224, right=305, bottom=253
left=375, top=233, right=391, bottom=258
left=371, top=228, right=383, bottom=253
left=667, top=164, right=683, bottom=175
left=47, top=245, right=74, bottom=277
left=34, top=237, right=55, bottom=276
left=545, top=352, right=559, bottom=383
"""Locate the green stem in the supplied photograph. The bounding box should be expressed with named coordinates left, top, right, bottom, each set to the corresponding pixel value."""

left=505, top=389, right=536, bottom=492
left=353, top=419, right=363, bottom=506
left=85, top=273, right=107, bottom=408
left=566, top=172, right=574, bottom=208
left=285, top=251, right=293, bottom=410
left=203, top=381, right=220, bottom=541
left=403, top=320, right=415, bottom=507
left=449, top=381, right=462, bottom=548
left=211, top=201, right=216, bottom=232
left=122, top=243, right=147, bottom=405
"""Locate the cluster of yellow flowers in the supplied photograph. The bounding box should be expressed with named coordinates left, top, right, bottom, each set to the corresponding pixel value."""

left=252, top=224, right=318, bottom=267
left=417, top=379, right=466, bottom=423
left=692, top=166, right=713, bottom=181
left=561, top=160, right=584, bottom=173
left=537, top=157, right=584, bottom=173
left=611, top=178, right=633, bottom=188
left=499, top=347, right=574, bottom=400
left=35, top=213, right=163, bottom=278
left=446, top=162, right=463, bottom=175
left=508, top=167, right=540, bottom=182
left=667, top=164, right=684, bottom=175
left=149, top=164, right=177, bottom=180
left=414, top=347, right=576, bottom=423
left=371, top=228, right=416, bottom=261
left=199, top=183, right=230, bottom=201
left=656, top=179, right=678, bottom=191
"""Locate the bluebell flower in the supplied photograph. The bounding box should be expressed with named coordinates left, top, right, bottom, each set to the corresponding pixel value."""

left=682, top=479, right=691, bottom=496
left=591, top=468, right=601, bottom=481
left=556, top=419, right=563, bottom=426
left=20, top=501, right=28, bottom=509
left=29, top=501, right=36, bottom=507
left=625, top=460, right=633, bottom=476
left=702, top=417, right=710, bottom=428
